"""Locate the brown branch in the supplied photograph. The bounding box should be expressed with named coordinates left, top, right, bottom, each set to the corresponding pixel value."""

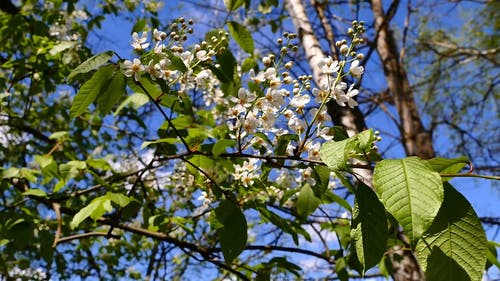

left=54, top=231, right=116, bottom=245
left=52, top=202, right=62, bottom=247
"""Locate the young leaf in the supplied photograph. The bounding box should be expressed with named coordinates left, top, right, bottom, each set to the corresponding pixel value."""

left=296, top=183, right=321, bottom=219
left=227, top=21, right=254, bottom=54
left=70, top=65, right=115, bottom=118
left=427, top=156, right=470, bottom=181
left=373, top=157, right=444, bottom=244
left=320, top=139, right=350, bottom=170
left=350, top=183, right=388, bottom=273
left=415, top=183, right=487, bottom=281
left=67, top=50, right=114, bottom=82
left=70, top=196, right=109, bottom=229
left=214, top=200, right=247, bottom=263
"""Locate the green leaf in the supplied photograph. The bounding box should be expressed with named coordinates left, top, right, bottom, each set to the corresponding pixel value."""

left=373, top=157, right=444, bottom=244
left=70, top=196, right=111, bottom=229
left=2, top=167, right=20, bottom=179
left=212, top=139, right=236, bottom=156
left=132, top=19, right=148, bottom=33
left=427, top=156, right=469, bottom=181
left=241, top=57, right=257, bottom=73
left=86, top=158, right=112, bottom=171
left=350, top=184, right=388, bottom=272
left=23, top=189, right=47, bottom=197
left=106, top=192, right=132, bottom=207
left=415, top=183, right=487, bottom=281
left=486, top=241, right=500, bottom=270
left=223, top=0, right=245, bottom=11
left=227, top=21, right=254, bottom=54
left=214, top=200, right=247, bottom=263
left=70, top=65, right=115, bottom=118
left=320, top=139, right=350, bottom=170
left=48, top=131, right=69, bottom=140
left=67, top=50, right=114, bottom=82
left=49, top=41, right=77, bottom=56
left=96, top=70, right=126, bottom=115
left=114, top=92, right=149, bottom=116
left=141, top=138, right=178, bottom=149
left=296, top=183, right=321, bottom=219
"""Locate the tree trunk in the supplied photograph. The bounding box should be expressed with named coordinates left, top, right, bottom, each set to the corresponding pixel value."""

left=286, top=0, right=429, bottom=279
left=370, top=0, right=432, bottom=280
left=371, top=0, right=435, bottom=159
left=285, top=0, right=372, bottom=186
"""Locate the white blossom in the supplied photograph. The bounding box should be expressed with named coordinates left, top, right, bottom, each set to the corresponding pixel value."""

left=122, top=58, right=144, bottom=81
left=349, top=60, right=364, bottom=78
left=318, top=56, right=339, bottom=74
left=131, top=32, right=150, bottom=50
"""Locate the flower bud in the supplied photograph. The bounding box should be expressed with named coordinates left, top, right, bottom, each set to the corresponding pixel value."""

left=340, top=45, right=349, bottom=55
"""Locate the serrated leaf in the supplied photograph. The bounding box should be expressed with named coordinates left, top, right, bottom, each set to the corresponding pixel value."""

left=320, top=139, right=350, bottom=170
left=212, top=139, right=236, bottom=156
left=214, top=200, right=247, bottom=263
left=68, top=50, right=114, bottom=82
left=70, top=65, right=115, bottom=118
left=227, top=21, right=254, bottom=54
left=96, top=70, right=126, bottom=115
left=296, top=183, right=321, bottom=219
left=373, top=157, right=443, bottom=244
left=415, top=183, right=487, bottom=281
left=350, top=184, right=388, bottom=272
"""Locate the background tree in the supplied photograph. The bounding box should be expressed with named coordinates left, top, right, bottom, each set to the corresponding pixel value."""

left=0, top=0, right=498, bottom=280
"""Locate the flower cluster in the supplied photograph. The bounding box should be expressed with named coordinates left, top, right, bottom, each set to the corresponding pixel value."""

left=118, top=20, right=366, bottom=205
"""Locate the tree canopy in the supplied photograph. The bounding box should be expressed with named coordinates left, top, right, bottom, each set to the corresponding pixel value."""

left=1, top=0, right=499, bottom=280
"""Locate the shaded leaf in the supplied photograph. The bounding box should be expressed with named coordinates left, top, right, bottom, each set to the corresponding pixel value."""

left=427, top=156, right=470, bottom=181
left=96, top=69, right=126, bottom=115
left=415, top=183, right=487, bottom=281
left=350, top=184, right=388, bottom=272
left=70, top=65, right=115, bottom=118
left=214, top=200, right=247, bottom=263
left=296, top=183, right=321, bottom=219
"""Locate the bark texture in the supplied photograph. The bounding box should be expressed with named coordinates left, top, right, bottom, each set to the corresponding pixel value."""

left=285, top=0, right=372, bottom=186
left=286, top=0, right=431, bottom=280
left=370, top=0, right=432, bottom=280
left=371, top=0, right=435, bottom=159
